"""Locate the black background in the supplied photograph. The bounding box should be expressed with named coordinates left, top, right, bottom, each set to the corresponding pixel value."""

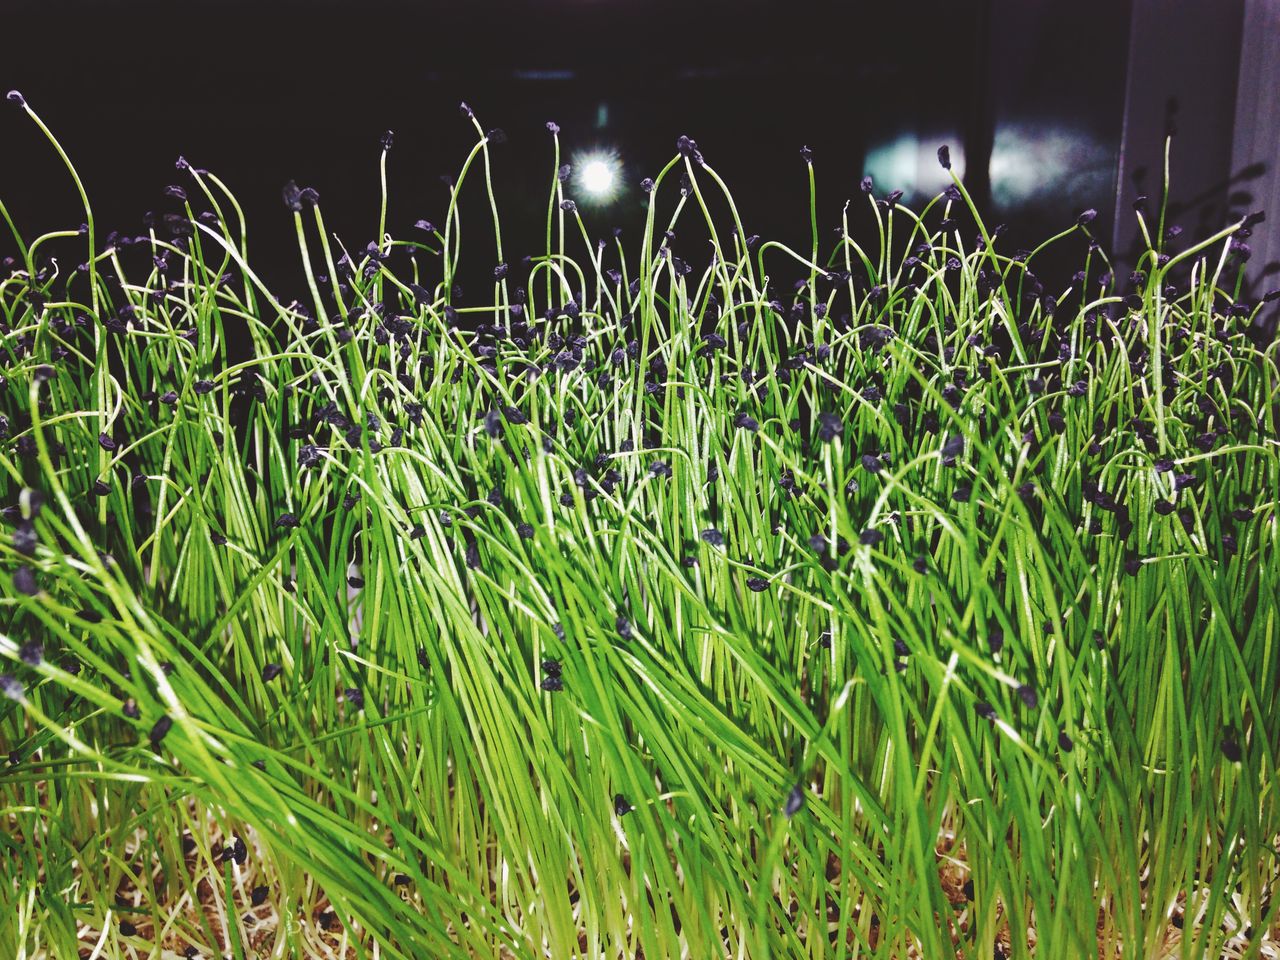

left=4, top=0, right=1140, bottom=309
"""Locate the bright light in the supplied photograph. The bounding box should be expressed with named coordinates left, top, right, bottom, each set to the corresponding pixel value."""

left=582, top=159, right=615, bottom=195
left=572, top=148, right=622, bottom=205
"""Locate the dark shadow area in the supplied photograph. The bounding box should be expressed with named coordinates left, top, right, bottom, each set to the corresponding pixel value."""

left=11, top=0, right=1269, bottom=333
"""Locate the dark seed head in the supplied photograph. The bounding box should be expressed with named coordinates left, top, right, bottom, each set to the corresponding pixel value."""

left=1220, top=737, right=1242, bottom=763
left=539, top=675, right=563, bottom=692
left=746, top=577, right=769, bottom=592
left=13, top=566, right=38, bottom=596
left=1058, top=731, right=1074, bottom=752
left=18, top=640, right=42, bottom=666
left=0, top=675, right=24, bottom=701
left=282, top=180, right=303, bottom=212
left=13, top=521, right=37, bottom=557
left=251, top=884, right=269, bottom=906
left=936, top=144, right=951, bottom=170
left=613, top=793, right=633, bottom=816
left=700, top=528, right=724, bottom=547
left=859, top=529, right=883, bottom=546
left=262, top=663, right=282, bottom=683
left=784, top=784, right=805, bottom=817
left=816, top=412, right=843, bottom=443
left=149, top=714, right=173, bottom=747
left=860, top=454, right=883, bottom=474
left=7, top=90, right=26, bottom=107
left=987, top=627, right=1004, bottom=654
left=1016, top=684, right=1038, bottom=709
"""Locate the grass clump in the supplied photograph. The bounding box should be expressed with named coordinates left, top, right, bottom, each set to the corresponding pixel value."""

left=1, top=93, right=1279, bottom=959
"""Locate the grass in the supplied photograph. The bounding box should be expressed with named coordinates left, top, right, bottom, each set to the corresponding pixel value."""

left=1, top=92, right=1278, bottom=959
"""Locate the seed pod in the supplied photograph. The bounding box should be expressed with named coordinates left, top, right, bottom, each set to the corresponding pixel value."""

left=816, top=412, right=843, bottom=443
left=275, top=513, right=300, bottom=529
left=149, top=715, right=173, bottom=747
left=861, top=454, right=883, bottom=474
left=0, top=675, right=23, bottom=701
left=380, top=130, right=394, bottom=150
left=262, top=663, right=282, bottom=683
left=859, top=529, right=883, bottom=546
left=784, top=784, right=805, bottom=817
left=1076, top=208, right=1098, bottom=226
left=700, top=528, right=724, bottom=546
left=539, top=675, right=563, bottom=692
left=13, top=520, right=37, bottom=557
left=613, top=793, right=632, bottom=816
left=13, top=566, right=38, bottom=596
left=1220, top=737, right=1242, bottom=763
left=1058, top=731, right=1074, bottom=752
left=1016, top=684, right=1038, bottom=709
left=987, top=627, right=1004, bottom=654
left=18, top=641, right=42, bottom=666
left=282, top=180, right=303, bottom=212
left=251, top=885, right=269, bottom=906
left=937, top=144, right=951, bottom=170
left=345, top=687, right=364, bottom=710
left=7, top=90, right=26, bottom=107
left=746, top=577, right=769, bottom=592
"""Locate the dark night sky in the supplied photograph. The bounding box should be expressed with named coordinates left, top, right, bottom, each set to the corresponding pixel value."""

left=2, top=0, right=1136, bottom=306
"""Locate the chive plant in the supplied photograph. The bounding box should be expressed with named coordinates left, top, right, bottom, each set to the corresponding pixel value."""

left=2, top=92, right=1279, bottom=959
